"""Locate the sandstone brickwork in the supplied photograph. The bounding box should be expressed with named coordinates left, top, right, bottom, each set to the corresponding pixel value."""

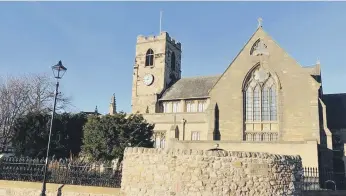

left=120, top=147, right=303, bottom=196
left=128, top=24, right=335, bottom=171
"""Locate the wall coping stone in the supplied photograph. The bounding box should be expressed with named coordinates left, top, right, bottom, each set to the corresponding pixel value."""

left=124, top=147, right=302, bottom=161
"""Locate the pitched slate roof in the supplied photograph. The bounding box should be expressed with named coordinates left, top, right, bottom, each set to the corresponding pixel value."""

left=159, top=75, right=221, bottom=101
left=323, top=93, right=346, bottom=129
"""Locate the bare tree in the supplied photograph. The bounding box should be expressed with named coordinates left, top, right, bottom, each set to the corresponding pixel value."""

left=25, top=73, right=71, bottom=112
left=0, top=74, right=72, bottom=151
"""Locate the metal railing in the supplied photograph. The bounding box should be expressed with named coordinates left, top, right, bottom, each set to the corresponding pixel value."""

left=302, top=167, right=345, bottom=191
left=0, top=157, right=122, bottom=188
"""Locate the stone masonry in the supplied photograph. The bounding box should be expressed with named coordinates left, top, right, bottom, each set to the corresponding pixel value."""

left=128, top=23, right=335, bottom=171
left=120, top=147, right=303, bottom=196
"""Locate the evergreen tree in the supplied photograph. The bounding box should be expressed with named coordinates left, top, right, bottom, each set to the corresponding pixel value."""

left=81, top=112, right=154, bottom=161
left=12, top=111, right=87, bottom=158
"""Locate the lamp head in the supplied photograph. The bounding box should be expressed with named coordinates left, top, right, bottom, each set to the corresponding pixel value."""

left=51, top=60, right=67, bottom=79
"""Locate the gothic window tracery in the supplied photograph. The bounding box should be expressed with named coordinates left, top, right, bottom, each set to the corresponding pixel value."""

left=250, top=39, right=269, bottom=56
left=145, top=49, right=154, bottom=66
left=245, top=67, right=277, bottom=122
left=244, top=66, right=279, bottom=142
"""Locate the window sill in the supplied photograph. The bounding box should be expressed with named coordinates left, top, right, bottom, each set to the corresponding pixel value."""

left=245, top=121, right=278, bottom=124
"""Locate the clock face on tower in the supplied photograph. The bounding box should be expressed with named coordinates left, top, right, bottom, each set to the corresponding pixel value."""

left=143, top=74, right=154, bottom=86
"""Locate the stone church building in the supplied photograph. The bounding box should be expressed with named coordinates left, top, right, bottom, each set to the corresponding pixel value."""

left=126, top=21, right=346, bottom=169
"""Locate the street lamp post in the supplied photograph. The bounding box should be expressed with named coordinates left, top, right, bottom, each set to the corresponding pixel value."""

left=181, top=118, right=186, bottom=141
left=40, top=61, right=67, bottom=196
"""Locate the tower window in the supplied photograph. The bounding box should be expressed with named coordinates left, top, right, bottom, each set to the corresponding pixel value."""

left=145, top=49, right=154, bottom=66
left=171, top=52, right=176, bottom=71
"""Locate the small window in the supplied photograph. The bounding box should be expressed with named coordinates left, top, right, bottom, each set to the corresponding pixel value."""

left=186, top=101, right=195, bottom=112
left=160, top=138, right=166, bottom=148
left=154, top=134, right=165, bottom=148
left=172, top=101, right=180, bottom=113
left=191, top=131, right=200, bottom=141
left=145, top=49, right=154, bottom=66
left=175, top=127, right=179, bottom=139
left=162, top=102, right=168, bottom=113
left=197, top=100, right=206, bottom=112
left=155, top=136, right=161, bottom=148
left=171, top=52, right=176, bottom=71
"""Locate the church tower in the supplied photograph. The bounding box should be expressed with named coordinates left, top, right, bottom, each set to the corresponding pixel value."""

left=109, top=93, right=116, bottom=115
left=131, top=32, right=182, bottom=114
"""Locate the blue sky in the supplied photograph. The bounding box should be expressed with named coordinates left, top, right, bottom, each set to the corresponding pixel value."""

left=0, top=2, right=345, bottom=114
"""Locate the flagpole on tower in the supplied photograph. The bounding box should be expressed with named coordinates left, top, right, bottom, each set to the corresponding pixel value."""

left=160, top=11, right=162, bottom=33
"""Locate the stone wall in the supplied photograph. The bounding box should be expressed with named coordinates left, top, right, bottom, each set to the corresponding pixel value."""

left=169, top=139, right=319, bottom=167
left=0, top=180, right=120, bottom=196
left=121, top=147, right=303, bottom=196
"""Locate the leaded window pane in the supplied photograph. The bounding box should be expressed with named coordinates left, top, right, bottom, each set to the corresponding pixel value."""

left=262, top=87, right=270, bottom=121
left=246, top=88, right=253, bottom=121
left=253, top=86, right=261, bottom=121
left=269, top=86, right=277, bottom=121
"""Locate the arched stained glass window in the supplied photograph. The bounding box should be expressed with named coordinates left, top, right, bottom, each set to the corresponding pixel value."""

left=244, top=67, right=277, bottom=123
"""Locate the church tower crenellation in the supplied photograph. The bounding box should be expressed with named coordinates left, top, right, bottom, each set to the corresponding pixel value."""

left=131, top=31, right=182, bottom=114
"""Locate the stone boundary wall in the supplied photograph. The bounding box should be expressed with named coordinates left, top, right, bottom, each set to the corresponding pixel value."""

left=169, top=139, right=319, bottom=167
left=121, top=147, right=303, bottom=196
left=0, top=180, right=120, bottom=196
